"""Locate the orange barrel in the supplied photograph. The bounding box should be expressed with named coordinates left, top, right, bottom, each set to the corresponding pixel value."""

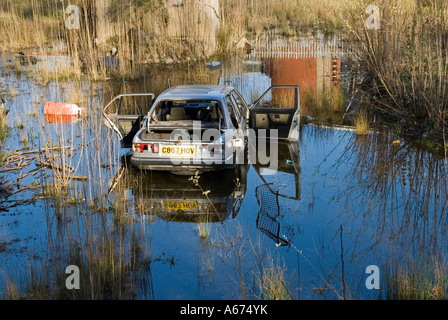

left=44, top=102, right=85, bottom=116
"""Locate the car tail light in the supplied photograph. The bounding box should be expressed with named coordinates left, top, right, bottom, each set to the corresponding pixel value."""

left=132, top=143, right=159, bottom=153
left=132, top=143, right=146, bottom=153
left=132, top=143, right=141, bottom=153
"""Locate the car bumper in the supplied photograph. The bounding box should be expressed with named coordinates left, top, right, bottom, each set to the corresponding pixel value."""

left=130, top=155, right=235, bottom=173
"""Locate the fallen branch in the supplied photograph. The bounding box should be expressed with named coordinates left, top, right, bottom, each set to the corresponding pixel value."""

left=35, top=159, right=75, bottom=173
left=7, top=146, right=74, bottom=157
left=8, top=183, right=43, bottom=196
left=0, top=160, right=32, bottom=172
left=70, top=175, right=88, bottom=181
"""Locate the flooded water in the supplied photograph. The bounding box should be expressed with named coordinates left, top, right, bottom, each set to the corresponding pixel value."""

left=1, top=41, right=447, bottom=300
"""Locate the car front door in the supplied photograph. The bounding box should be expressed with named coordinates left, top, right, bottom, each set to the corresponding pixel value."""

left=249, top=85, right=300, bottom=141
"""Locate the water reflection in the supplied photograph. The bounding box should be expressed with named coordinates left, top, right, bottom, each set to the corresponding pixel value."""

left=107, top=139, right=301, bottom=236
left=5, top=43, right=448, bottom=299
left=337, top=133, right=448, bottom=258
left=252, top=140, right=300, bottom=200
left=294, top=125, right=448, bottom=298
left=256, top=183, right=291, bottom=246
left=44, top=114, right=82, bottom=124
left=108, top=160, right=248, bottom=223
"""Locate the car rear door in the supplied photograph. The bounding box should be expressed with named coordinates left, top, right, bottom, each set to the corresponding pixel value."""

left=249, top=85, right=300, bottom=141
left=103, top=93, right=154, bottom=148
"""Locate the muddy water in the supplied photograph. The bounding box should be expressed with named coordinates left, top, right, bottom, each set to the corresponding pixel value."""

left=0, top=50, right=447, bottom=300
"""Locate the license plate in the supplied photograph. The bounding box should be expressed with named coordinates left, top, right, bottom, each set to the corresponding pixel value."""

left=163, top=201, right=198, bottom=210
left=161, top=146, right=196, bottom=155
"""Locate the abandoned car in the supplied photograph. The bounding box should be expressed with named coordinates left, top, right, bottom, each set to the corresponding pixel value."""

left=103, top=84, right=300, bottom=174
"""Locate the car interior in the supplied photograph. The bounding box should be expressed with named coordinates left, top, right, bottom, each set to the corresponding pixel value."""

left=154, top=99, right=225, bottom=127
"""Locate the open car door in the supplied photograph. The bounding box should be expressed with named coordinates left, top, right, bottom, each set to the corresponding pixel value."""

left=103, top=93, right=154, bottom=148
left=249, top=85, right=300, bottom=141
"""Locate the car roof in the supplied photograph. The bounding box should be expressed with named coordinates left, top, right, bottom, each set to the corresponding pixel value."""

left=157, top=85, right=234, bottom=100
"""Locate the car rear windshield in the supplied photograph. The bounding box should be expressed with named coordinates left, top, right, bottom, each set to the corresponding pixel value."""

left=152, top=99, right=224, bottom=124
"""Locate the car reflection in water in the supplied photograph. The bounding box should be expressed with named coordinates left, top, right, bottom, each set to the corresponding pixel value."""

left=107, top=158, right=247, bottom=223
left=107, top=140, right=300, bottom=240
left=252, top=140, right=301, bottom=246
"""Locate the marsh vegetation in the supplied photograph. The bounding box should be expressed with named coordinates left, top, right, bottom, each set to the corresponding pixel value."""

left=0, top=0, right=448, bottom=301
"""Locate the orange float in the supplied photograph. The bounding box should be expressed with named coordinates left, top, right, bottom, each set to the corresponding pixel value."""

left=44, top=102, right=85, bottom=117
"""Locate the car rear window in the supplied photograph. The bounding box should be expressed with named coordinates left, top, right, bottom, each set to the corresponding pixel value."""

left=154, top=99, right=224, bottom=123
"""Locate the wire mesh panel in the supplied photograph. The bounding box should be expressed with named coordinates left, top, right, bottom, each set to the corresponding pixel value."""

left=255, top=183, right=290, bottom=246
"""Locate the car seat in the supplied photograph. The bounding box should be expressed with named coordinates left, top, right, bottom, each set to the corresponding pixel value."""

left=167, top=106, right=187, bottom=121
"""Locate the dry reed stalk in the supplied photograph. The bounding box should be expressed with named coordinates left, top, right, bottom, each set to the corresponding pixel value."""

left=346, top=0, right=448, bottom=146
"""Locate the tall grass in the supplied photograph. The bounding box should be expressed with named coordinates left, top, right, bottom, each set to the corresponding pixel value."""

left=0, top=0, right=224, bottom=80
left=346, top=0, right=448, bottom=149
left=217, top=0, right=354, bottom=53
left=0, top=0, right=61, bottom=51
left=354, top=109, right=369, bottom=135
left=254, top=258, right=292, bottom=300
left=385, top=257, right=448, bottom=300
left=0, top=109, right=7, bottom=140
left=4, top=226, right=150, bottom=300
left=0, top=0, right=358, bottom=78
left=221, top=0, right=352, bottom=41
left=301, top=85, right=346, bottom=124
left=1, top=80, right=156, bottom=300
left=196, top=215, right=213, bottom=241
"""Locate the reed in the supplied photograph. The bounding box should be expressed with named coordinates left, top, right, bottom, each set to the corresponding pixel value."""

left=243, top=0, right=349, bottom=38
left=385, top=257, right=448, bottom=300
left=3, top=215, right=151, bottom=300
left=1, top=78, right=156, bottom=300
left=253, top=257, right=292, bottom=300
left=354, top=109, right=369, bottom=135
left=196, top=216, right=213, bottom=241
left=346, top=0, right=448, bottom=148
left=0, top=0, right=60, bottom=51
left=0, top=110, right=7, bottom=140
left=301, top=85, right=346, bottom=124
left=0, top=0, right=357, bottom=81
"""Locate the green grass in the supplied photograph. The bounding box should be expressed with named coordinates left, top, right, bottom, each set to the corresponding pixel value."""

left=301, top=85, right=346, bottom=124
left=354, top=110, right=369, bottom=135
left=385, top=258, right=448, bottom=300
left=195, top=215, right=213, bottom=241
left=0, top=109, right=8, bottom=140
left=254, top=259, right=292, bottom=300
